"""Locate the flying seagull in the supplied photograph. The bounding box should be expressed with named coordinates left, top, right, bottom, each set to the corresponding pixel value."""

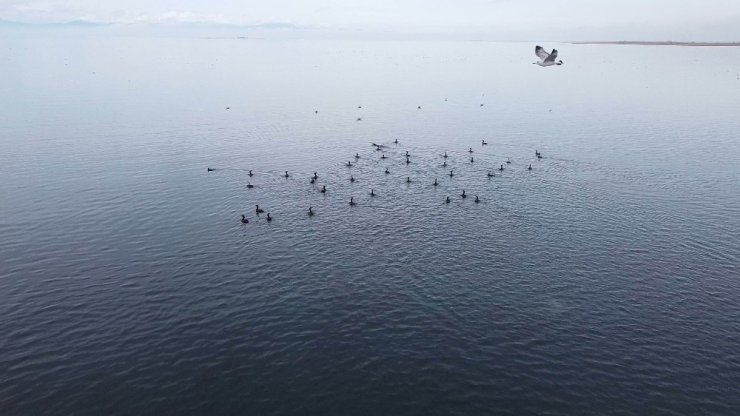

left=534, top=46, right=563, bottom=67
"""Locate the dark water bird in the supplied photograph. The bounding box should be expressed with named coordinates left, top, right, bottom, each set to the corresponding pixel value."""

left=446, top=196, right=451, bottom=203
left=355, top=153, right=360, bottom=159
left=443, top=161, right=447, bottom=167
left=381, top=153, right=387, bottom=159
left=394, top=138, right=398, bottom=144
left=534, top=45, right=564, bottom=66
left=461, top=190, right=467, bottom=198
left=357, top=117, right=362, bottom=121
left=499, top=164, right=504, bottom=171
left=405, top=150, right=410, bottom=157
left=506, top=158, right=511, bottom=164
left=266, top=213, right=272, bottom=222
left=256, top=205, right=264, bottom=214
left=313, top=172, right=318, bottom=179
left=449, top=170, right=454, bottom=177
left=385, top=168, right=390, bottom=174
left=225, top=106, right=230, bottom=110
left=487, top=172, right=494, bottom=178
left=433, top=178, right=438, bottom=186
left=207, top=167, right=214, bottom=172
left=349, top=197, right=356, bottom=206
left=308, top=207, right=314, bottom=216
left=528, top=164, right=532, bottom=170
left=249, top=170, right=254, bottom=177
left=482, top=140, right=488, bottom=145
left=480, top=103, right=484, bottom=107
left=469, top=147, right=474, bottom=153
left=417, top=106, right=422, bottom=109
left=358, top=105, right=362, bottom=109
left=406, top=177, right=411, bottom=183
left=347, top=161, right=352, bottom=167
left=537, top=153, right=543, bottom=159
left=470, top=157, right=474, bottom=163
left=246, top=183, right=254, bottom=188
left=310, top=177, right=315, bottom=184
left=444, top=152, right=448, bottom=158
left=314, top=110, right=318, bottom=114
left=445, top=98, right=448, bottom=101
left=535, top=150, right=540, bottom=157
left=370, top=189, right=375, bottom=196
left=475, top=196, right=480, bottom=203
left=284, top=171, right=290, bottom=178
left=406, top=157, right=411, bottom=164
left=321, top=185, right=326, bottom=193
left=350, top=176, right=355, bottom=182
left=241, top=215, right=249, bottom=224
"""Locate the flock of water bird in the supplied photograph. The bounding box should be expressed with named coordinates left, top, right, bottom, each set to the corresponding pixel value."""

left=209, top=136, right=546, bottom=225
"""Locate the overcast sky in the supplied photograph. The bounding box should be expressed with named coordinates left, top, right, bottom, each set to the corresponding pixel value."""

left=2, top=0, right=739, bottom=40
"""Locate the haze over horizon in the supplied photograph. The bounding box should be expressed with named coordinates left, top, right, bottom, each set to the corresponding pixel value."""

left=2, top=0, right=740, bottom=41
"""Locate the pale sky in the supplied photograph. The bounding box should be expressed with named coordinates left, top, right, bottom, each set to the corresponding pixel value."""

left=2, top=0, right=740, bottom=40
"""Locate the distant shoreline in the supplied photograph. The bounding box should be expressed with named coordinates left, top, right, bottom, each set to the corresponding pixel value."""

left=571, top=41, right=740, bottom=47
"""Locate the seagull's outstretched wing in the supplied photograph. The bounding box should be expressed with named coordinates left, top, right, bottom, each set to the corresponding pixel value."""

left=544, top=49, right=559, bottom=63
left=535, top=45, right=550, bottom=60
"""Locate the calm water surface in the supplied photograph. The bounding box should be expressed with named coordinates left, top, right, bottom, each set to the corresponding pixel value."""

left=1, top=36, right=739, bottom=415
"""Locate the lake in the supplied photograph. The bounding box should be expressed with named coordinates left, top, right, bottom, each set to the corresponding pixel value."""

left=1, top=35, right=739, bottom=415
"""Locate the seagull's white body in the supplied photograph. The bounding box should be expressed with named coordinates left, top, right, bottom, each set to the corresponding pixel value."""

left=534, top=46, right=563, bottom=67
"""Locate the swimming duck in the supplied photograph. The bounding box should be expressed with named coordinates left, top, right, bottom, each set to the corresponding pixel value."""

left=346, top=161, right=352, bottom=167
left=241, top=215, right=249, bottom=224
left=381, top=154, right=387, bottom=159
left=349, top=197, right=356, bottom=206
left=394, top=138, right=398, bottom=144
left=314, top=110, right=318, bottom=114
left=350, top=176, right=355, bottom=182
left=321, top=185, right=326, bottom=193
left=475, top=196, right=480, bottom=203
left=461, top=190, right=467, bottom=198
left=482, top=140, right=488, bottom=145
left=385, top=168, right=390, bottom=174
left=470, top=157, right=474, bottom=163
left=499, top=164, right=504, bottom=171
left=405, top=151, right=410, bottom=157
left=246, top=183, right=254, bottom=188
left=528, top=164, right=532, bottom=170
left=537, top=154, right=543, bottom=159
left=358, top=105, right=362, bottom=109
left=249, top=170, right=253, bottom=177
left=506, top=158, right=511, bottom=164
left=284, top=171, right=290, bottom=178
left=308, top=207, right=314, bottom=216
left=207, top=167, right=214, bottom=172
left=355, top=153, right=360, bottom=159
left=266, top=213, right=272, bottom=222
left=310, top=178, right=315, bottom=184
left=417, top=106, right=422, bottom=109
left=443, top=161, right=447, bottom=167
left=406, top=177, right=411, bottom=183
left=357, top=117, right=362, bottom=121
left=446, top=196, right=451, bottom=203
left=469, top=147, right=474, bottom=153
left=487, top=172, right=494, bottom=178
left=480, top=103, right=484, bottom=107
left=406, top=157, right=411, bottom=164
left=255, top=204, right=264, bottom=214
left=444, top=152, right=448, bottom=159
left=370, top=189, right=375, bottom=196
left=433, top=178, right=438, bottom=186
left=449, top=170, right=454, bottom=177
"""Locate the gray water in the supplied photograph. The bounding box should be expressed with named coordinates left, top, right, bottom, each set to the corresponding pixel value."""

left=1, top=36, right=739, bottom=415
